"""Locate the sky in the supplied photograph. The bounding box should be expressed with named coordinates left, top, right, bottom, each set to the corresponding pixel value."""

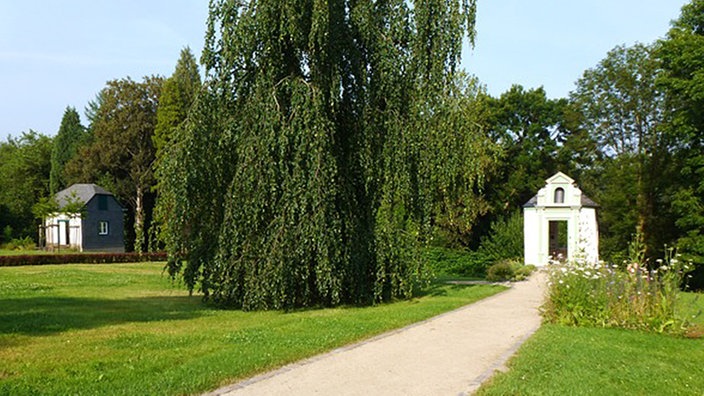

left=0, top=0, right=690, bottom=142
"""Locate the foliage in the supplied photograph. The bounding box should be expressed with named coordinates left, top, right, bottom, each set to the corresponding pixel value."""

left=485, top=260, right=514, bottom=282
left=153, top=48, right=201, bottom=249
left=656, top=0, right=704, bottom=282
left=49, top=107, right=88, bottom=194
left=84, top=90, right=105, bottom=131
left=542, top=247, right=692, bottom=334
left=0, top=131, right=53, bottom=241
left=0, top=252, right=166, bottom=266
left=65, top=77, right=162, bottom=253
left=485, top=260, right=533, bottom=282
left=470, top=85, right=579, bottom=248
left=476, top=323, right=704, bottom=396
left=0, top=263, right=503, bottom=395
left=0, top=236, right=35, bottom=251
left=424, top=246, right=490, bottom=278
left=571, top=43, right=677, bottom=260
left=159, top=0, right=494, bottom=310
left=478, top=210, right=523, bottom=263
left=2, top=225, right=12, bottom=243
left=153, top=47, right=201, bottom=159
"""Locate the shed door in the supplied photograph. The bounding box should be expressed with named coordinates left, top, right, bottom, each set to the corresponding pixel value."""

left=548, top=220, right=568, bottom=261
left=59, top=220, right=70, bottom=245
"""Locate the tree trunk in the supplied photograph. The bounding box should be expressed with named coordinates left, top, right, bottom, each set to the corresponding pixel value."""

left=134, top=185, right=144, bottom=253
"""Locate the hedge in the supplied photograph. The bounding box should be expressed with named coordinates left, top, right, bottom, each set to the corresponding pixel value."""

left=0, top=252, right=167, bottom=267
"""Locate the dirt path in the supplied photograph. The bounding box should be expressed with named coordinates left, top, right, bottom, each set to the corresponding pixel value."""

left=206, top=272, right=546, bottom=396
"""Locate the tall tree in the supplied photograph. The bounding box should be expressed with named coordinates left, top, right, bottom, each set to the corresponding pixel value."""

left=66, top=76, right=162, bottom=253
left=84, top=90, right=105, bottom=133
left=469, top=85, right=577, bottom=248
left=153, top=48, right=201, bottom=246
left=571, top=43, right=675, bottom=259
left=49, top=107, right=87, bottom=194
left=0, top=131, right=53, bottom=241
left=657, top=0, right=704, bottom=275
left=153, top=47, right=201, bottom=159
left=160, top=0, right=488, bottom=310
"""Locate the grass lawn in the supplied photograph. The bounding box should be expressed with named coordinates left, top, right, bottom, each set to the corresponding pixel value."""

left=0, top=262, right=505, bottom=395
left=0, top=249, right=67, bottom=256
left=476, top=292, right=704, bottom=396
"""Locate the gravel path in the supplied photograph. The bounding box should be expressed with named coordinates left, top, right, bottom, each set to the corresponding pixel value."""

left=205, top=272, right=546, bottom=396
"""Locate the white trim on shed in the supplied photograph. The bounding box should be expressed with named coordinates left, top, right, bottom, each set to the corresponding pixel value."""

left=523, top=172, right=599, bottom=266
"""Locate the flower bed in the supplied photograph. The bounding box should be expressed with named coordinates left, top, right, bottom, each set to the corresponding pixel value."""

left=542, top=248, right=693, bottom=334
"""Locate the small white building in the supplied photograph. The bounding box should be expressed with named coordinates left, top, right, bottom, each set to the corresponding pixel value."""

left=523, top=172, right=599, bottom=266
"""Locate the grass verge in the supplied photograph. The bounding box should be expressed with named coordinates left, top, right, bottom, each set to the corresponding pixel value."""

left=0, top=263, right=505, bottom=395
left=476, top=292, right=704, bottom=396
left=0, top=249, right=64, bottom=256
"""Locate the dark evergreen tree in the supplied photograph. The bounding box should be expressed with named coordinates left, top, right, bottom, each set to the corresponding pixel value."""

left=153, top=47, right=201, bottom=159
left=49, top=107, right=87, bottom=194
left=153, top=48, right=202, bottom=248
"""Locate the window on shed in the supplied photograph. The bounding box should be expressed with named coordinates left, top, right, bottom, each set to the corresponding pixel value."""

left=554, top=188, right=565, bottom=204
left=98, top=195, right=108, bottom=210
left=99, top=221, right=109, bottom=235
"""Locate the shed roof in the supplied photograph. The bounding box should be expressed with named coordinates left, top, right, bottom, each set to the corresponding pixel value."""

left=523, top=193, right=599, bottom=208
left=55, top=184, right=118, bottom=208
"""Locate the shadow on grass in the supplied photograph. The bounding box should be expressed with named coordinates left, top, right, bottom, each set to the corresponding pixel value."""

left=414, top=281, right=486, bottom=298
left=0, top=295, right=206, bottom=336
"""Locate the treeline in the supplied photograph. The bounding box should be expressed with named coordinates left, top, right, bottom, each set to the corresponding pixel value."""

left=0, top=1, right=702, bottom=302
left=0, top=48, right=200, bottom=253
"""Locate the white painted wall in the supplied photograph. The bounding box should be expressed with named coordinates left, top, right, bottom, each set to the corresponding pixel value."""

left=45, top=214, right=82, bottom=250
left=524, top=208, right=540, bottom=265
left=523, top=172, right=599, bottom=266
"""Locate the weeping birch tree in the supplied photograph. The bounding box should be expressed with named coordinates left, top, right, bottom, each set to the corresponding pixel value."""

left=159, top=0, right=494, bottom=309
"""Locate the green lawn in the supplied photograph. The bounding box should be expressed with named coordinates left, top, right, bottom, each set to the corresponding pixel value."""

left=477, top=292, right=704, bottom=396
left=0, top=263, right=505, bottom=395
left=0, top=249, right=64, bottom=256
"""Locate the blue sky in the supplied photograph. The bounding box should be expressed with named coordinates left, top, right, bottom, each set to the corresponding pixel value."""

left=0, top=0, right=689, bottom=142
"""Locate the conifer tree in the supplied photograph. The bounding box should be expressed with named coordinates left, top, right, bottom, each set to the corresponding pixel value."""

left=153, top=48, right=202, bottom=248
left=153, top=47, right=201, bottom=159
left=50, top=107, right=86, bottom=194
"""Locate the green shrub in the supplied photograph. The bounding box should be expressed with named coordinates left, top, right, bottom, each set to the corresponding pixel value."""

left=2, top=225, right=13, bottom=243
left=486, top=260, right=514, bottom=281
left=514, top=264, right=537, bottom=281
left=1, top=236, right=35, bottom=251
left=478, top=211, right=524, bottom=263
left=486, top=260, right=536, bottom=282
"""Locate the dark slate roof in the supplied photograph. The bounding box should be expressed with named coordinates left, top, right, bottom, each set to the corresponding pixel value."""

left=523, top=193, right=599, bottom=208
left=523, top=195, right=538, bottom=208
left=580, top=194, right=599, bottom=208
left=55, top=184, right=116, bottom=208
